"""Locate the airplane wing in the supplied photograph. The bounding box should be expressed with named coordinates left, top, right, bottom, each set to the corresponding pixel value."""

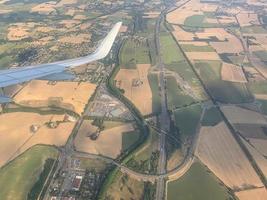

left=0, top=22, right=122, bottom=88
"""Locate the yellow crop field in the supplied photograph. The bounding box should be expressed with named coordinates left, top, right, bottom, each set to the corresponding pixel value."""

left=0, top=112, right=74, bottom=167
left=115, top=64, right=153, bottom=115
left=196, top=122, right=264, bottom=190
left=14, top=80, right=96, bottom=115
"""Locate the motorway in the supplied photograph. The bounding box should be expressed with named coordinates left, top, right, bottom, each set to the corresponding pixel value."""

left=155, top=15, right=169, bottom=200
left=154, top=0, right=192, bottom=199
left=44, top=1, right=201, bottom=199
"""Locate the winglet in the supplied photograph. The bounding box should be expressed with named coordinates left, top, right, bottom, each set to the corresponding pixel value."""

left=91, top=22, right=122, bottom=59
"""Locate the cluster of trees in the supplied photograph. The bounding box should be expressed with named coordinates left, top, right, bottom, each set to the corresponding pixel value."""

left=126, top=150, right=160, bottom=174
left=27, top=159, right=56, bottom=200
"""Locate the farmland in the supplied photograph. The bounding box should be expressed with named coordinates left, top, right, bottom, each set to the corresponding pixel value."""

left=221, top=105, right=267, bottom=125
left=126, top=128, right=159, bottom=174
left=242, top=138, right=267, bottom=178
left=160, top=32, right=184, bottom=65
left=14, top=80, right=97, bottom=115
left=101, top=171, right=145, bottom=200
left=74, top=120, right=139, bottom=159
left=166, top=0, right=218, bottom=27
left=171, top=25, right=195, bottom=41
left=180, top=42, right=214, bottom=52
left=235, top=188, right=267, bottom=200
left=0, top=112, right=74, bottom=167
left=148, top=73, right=161, bottom=114
left=115, top=64, right=153, bottom=115
left=1, top=0, right=267, bottom=199
left=201, top=107, right=222, bottom=126
left=119, top=38, right=151, bottom=69
left=167, top=149, right=183, bottom=172
left=221, top=63, right=247, bottom=83
left=0, top=145, right=58, bottom=200
left=160, top=31, right=201, bottom=86
left=166, top=75, right=196, bottom=110
left=160, top=29, right=206, bottom=101
left=196, top=122, right=264, bottom=190
left=195, top=61, right=253, bottom=103
left=186, top=52, right=221, bottom=61
left=173, top=104, right=202, bottom=138
left=210, top=37, right=243, bottom=54
left=167, top=161, right=233, bottom=200
left=249, top=82, right=267, bottom=95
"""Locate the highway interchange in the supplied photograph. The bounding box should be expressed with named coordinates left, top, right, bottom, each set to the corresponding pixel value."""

left=41, top=0, right=267, bottom=199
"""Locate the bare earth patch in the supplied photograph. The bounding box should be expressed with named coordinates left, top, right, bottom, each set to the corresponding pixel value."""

left=115, top=64, right=153, bottom=115
left=14, top=80, right=96, bottom=115
left=196, top=122, right=264, bottom=190
left=221, top=62, right=247, bottom=83
left=0, top=112, right=74, bottom=167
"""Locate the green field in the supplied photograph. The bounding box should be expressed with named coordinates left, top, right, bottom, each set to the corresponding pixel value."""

left=78, top=157, right=109, bottom=173
left=173, top=104, right=202, bottom=137
left=180, top=44, right=215, bottom=52
left=0, top=145, right=58, bottom=200
left=119, top=39, right=151, bottom=68
left=148, top=73, right=162, bottom=114
left=167, top=162, right=233, bottom=200
left=228, top=54, right=246, bottom=65
left=166, top=75, right=196, bottom=110
left=241, top=25, right=267, bottom=34
left=201, top=107, right=222, bottom=126
left=126, top=128, right=159, bottom=174
left=122, top=131, right=140, bottom=151
left=183, top=13, right=219, bottom=28
left=160, top=30, right=203, bottom=88
left=258, top=99, right=267, bottom=115
left=254, top=51, right=267, bottom=62
left=195, top=61, right=253, bottom=103
left=249, top=81, right=267, bottom=94
left=103, top=170, right=145, bottom=200
left=160, top=33, right=185, bottom=64
left=184, top=14, right=205, bottom=27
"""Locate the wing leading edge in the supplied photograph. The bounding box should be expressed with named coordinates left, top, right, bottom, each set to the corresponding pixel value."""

left=0, top=22, right=122, bottom=88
